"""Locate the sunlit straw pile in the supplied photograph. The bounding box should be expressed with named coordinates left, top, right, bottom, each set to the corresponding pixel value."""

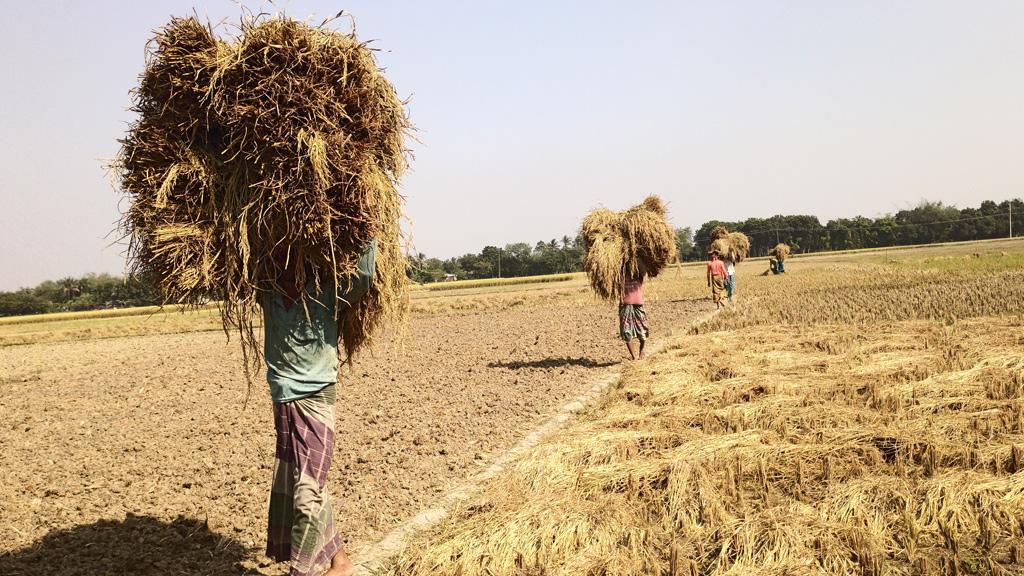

left=387, top=316, right=1024, bottom=575
left=710, top=227, right=750, bottom=263
left=115, top=15, right=411, bottom=367
left=772, top=242, right=791, bottom=261
left=581, top=196, right=677, bottom=301
left=709, top=225, right=729, bottom=241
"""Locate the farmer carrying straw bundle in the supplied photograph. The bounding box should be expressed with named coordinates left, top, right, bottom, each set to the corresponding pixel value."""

left=619, top=261, right=649, bottom=360
left=116, top=14, right=411, bottom=576
left=770, top=243, right=790, bottom=274
left=708, top=227, right=748, bottom=303
left=581, top=196, right=676, bottom=360
left=707, top=250, right=728, bottom=309
left=263, top=241, right=377, bottom=576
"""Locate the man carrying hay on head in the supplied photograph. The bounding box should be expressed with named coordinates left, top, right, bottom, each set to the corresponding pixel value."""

left=262, top=239, right=377, bottom=576
left=580, top=195, right=676, bottom=360
left=707, top=250, right=728, bottom=309
left=619, top=263, right=649, bottom=360
left=769, top=243, right=789, bottom=275
left=116, top=14, right=411, bottom=576
left=708, top=229, right=748, bottom=301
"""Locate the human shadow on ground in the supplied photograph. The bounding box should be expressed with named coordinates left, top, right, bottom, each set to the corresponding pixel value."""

left=488, top=357, right=617, bottom=370
left=0, top=513, right=257, bottom=576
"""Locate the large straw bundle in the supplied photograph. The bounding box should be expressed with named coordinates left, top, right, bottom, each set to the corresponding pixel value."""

left=710, top=230, right=750, bottom=263
left=727, top=232, right=750, bottom=262
left=772, top=243, right=791, bottom=261
left=709, top=225, right=729, bottom=241
left=581, top=196, right=676, bottom=301
left=116, top=15, right=411, bottom=368
left=581, top=209, right=627, bottom=301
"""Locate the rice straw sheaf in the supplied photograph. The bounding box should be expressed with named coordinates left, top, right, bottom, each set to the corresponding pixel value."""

left=581, top=196, right=676, bottom=302
left=116, top=14, right=412, bottom=372
left=727, top=232, right=750, bottom=263
left=773, top=243, right=791, bottom=261
left=709, top=225, right=730, bottom=241
left=710, top=230, right=750, bottom=263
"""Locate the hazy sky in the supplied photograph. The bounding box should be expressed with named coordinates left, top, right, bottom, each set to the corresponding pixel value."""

left=1, top=1, right=1022, bottom=290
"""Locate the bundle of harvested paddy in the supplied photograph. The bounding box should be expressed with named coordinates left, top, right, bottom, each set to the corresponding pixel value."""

left=581, top=196, right=676, bottom=301
left=582, top=210, right=627, bottom=301
left=116, top=14, right=411, bottom=367
left=710, top=230, right=750, bottom=263
left=709, top=224, right=730, bottom=241
left=772, top=243, right=791, bottom=261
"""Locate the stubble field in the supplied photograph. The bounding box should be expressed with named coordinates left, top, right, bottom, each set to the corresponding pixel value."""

left=388, top=238, right=1024, bottom=576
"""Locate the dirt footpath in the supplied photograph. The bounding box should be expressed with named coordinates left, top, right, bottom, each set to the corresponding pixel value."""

left=0, top=297, right=705, bottom=575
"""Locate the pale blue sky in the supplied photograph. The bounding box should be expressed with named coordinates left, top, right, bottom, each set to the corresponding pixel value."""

left=1, top=1, right=1022, bottom=290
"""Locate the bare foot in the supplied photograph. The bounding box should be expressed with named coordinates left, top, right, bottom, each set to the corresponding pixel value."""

left=323, top=564, right=355, bottom=576
left=323, top=550, right=355, bottom=576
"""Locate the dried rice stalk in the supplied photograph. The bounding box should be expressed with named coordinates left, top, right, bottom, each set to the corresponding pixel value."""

left=710, top=229, right=750, bottom=263
left=386, top=318, right=1024, bottom=575
left=581, top=196, right=676, bottom=302
left=772, top=243, right=791, bottom=261
left=116, top=14, right=411, bottom=371
left=709, top=225, right=730, bottom=241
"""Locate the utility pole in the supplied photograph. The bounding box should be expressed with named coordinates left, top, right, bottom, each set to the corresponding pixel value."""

left=498, top=248, right=501, bottom=278
left=1011, top=203, right=1014, bottom=238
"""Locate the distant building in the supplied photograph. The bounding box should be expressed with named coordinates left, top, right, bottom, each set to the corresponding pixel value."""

left=442, top=274, right=458, bottom=282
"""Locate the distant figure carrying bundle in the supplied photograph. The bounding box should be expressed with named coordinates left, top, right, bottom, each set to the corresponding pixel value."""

left=619, top=264, right=649, bottom=361
left=707, top=250, right=728, bottom=309
left=770, top=243, right=790, bottom=274
left=116, top=14, right=412, bottom=576
left=581, top=196, right=676, bottom=360
left=581, top=196, right=677, bottom=301
left=708, top=228, right=750, bottom=265
left=708, top=227, right=749, bottom=302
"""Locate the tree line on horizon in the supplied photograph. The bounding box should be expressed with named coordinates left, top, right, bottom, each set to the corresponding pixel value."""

left=1, top=198, right=1019, bottom=316
left=688, top=198, right=1022, bottom=260
left=411, top=198, right=1021, bottom=282
left=0, top=274, right=158, bottom=317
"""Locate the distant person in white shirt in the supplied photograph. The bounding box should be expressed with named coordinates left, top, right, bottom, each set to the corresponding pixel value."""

left=725, top=258, right=736, bottom=303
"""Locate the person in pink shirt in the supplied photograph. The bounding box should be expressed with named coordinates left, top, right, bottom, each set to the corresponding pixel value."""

left=707, top=250, right=728, bottom=309
left=619, top=264, right=649, bottom=360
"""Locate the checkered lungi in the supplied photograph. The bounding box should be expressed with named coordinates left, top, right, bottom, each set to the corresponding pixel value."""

left=619, top=303, right=650, bottom=342
left=267, top=385, right=341, bottom=576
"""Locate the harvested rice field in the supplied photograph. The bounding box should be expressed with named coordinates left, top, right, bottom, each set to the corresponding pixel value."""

left=388, top=239, right=1024, bottom=576
left=2, top=239, right=1023, bottom=576
left=391, top=318, right=1024, bottom=575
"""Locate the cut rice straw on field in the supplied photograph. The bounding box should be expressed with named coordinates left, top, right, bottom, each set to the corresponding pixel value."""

left=115, top=14, right=411, bottom=371
left=581, top=196, right=676, bottom=302
left=386, top=318, right=1024, bottom=575
left=698, top=263, right=1024, bottom=332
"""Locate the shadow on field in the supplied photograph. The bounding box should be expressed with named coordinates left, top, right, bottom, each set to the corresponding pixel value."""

left=488, top=356, right=617, bottom=370
left=0, top=513, right=257, bottom=575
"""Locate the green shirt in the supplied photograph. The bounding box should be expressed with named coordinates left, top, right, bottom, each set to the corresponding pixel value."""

left=262, top=239, right=376, bottom=403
